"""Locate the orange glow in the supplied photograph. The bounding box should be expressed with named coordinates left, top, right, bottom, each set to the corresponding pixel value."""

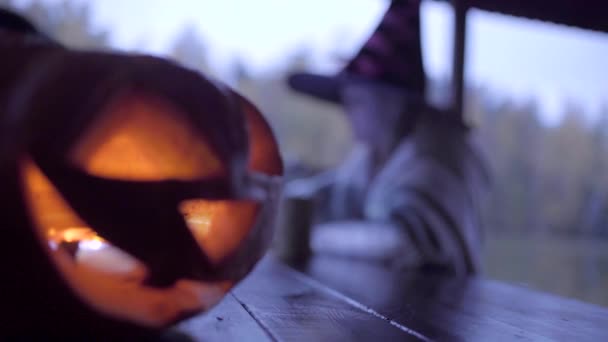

left=179, top=199, right=259, bottom=262
left=70, top=94, right=224, bottom=181
left=47, top=227, right=105, bottom=244
left=22, top=158, right=88, bottom=235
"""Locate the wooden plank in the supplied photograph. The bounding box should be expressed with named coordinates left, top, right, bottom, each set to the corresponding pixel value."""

left=174, top=293, right=271, bottom=342
left=231, top=255, right=427, bottom=341
left=465, top=279, right=608, bottom=341
left=301, top=256, right=608, bottom=341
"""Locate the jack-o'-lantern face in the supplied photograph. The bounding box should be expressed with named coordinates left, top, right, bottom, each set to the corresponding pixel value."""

left=5, top=52, right=282, bottom=330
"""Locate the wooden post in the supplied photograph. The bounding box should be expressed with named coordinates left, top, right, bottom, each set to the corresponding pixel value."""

left=452, top=0, right=468, bottom=121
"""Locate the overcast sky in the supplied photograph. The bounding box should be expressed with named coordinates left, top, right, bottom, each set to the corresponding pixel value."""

left=14, top=0, right=608, bottom=123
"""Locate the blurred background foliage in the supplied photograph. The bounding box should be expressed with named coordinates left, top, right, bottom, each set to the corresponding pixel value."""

left=3, top=0, right=607, bottom=306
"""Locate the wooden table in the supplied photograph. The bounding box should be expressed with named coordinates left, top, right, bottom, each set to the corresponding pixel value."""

left=174, top=254, right=608, bottom=341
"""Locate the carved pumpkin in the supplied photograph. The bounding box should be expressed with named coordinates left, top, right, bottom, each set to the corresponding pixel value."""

left=0, top=42, right=282, bottom=337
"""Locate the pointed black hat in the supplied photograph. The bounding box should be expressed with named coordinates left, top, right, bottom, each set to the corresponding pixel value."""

left=288, top=0, right=426, bottom=103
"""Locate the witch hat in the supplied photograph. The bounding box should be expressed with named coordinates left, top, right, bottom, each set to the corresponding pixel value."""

left=288, top=0, right=426, bottom=103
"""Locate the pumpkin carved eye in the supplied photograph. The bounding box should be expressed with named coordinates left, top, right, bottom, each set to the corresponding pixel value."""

left=70, top=94, right=225, bottom=181
left=8, top=54, right=283, bottom=333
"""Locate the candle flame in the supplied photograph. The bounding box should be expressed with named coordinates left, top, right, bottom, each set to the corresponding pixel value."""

left=48, top=227, right=106, bottom=244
